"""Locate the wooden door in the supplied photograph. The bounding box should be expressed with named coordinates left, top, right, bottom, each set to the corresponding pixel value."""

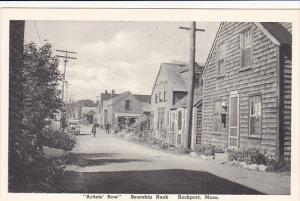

left=228, top=92, right=239, bottom=149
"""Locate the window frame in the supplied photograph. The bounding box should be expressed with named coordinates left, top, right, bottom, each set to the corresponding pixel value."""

left=177, top=109, right=183, bottom=131
left=240, top=28, right=252, bottom=69
left=213, top=99, right=222, bottom=134
left=125, top=99, right=132, bottom=111
left=157, top=108, right=166, bottom=131
left=217, top=42, right=226, bottom=76
left=163, top=81, right=168, bottom=102
left=248, top=94, right=262, bottom=138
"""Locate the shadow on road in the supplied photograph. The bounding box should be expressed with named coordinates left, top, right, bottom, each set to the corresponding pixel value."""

left=60, top=169, right=264, bottom=194
left=67, top=152, right=151, bottom=167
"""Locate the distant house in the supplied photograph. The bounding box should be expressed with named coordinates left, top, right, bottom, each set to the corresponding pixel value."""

left=202, top=22, right=292, bottom=161
left=101, top=91, right=151, bottom=129
left=96, top=90, right=119, bottom=126
left=151, top=63, right=203, bottom=148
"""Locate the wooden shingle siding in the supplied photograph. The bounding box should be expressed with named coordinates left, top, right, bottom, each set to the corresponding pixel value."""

left=195, top=103, right=202, bottom=145
left=202, top=22, right=280, bottom=157
left=282, top=48, right=292, bottom=161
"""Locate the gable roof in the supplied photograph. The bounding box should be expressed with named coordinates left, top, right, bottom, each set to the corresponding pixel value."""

left=133, top=94, right=151, bottom=103
left=164, top=63, right=189, bottom=92
left=107, top=91, right=131, bottom=106
left=171, top=88, right=203, bottom=109
left=259, top=22, right=292, bottom=45
left=151, top=63, right=188, bottom=97
left=100, top=92, right=120, bottom=105
left=105, top=91, right=150, bottom=106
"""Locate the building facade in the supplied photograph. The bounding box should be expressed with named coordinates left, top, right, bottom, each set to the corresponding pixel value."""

left=101, top=91, right=151, bottom=129
left=151, top=63, right=203, bottom=148
left=202, top=22, right=292, bottom=160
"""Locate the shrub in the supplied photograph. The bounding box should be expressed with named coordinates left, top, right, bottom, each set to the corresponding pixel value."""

left=227, top=148, right=266, bottom=164
left=266, top=158, right=291, bottom=172
left=10, top=153, right=69, bottom=192
left=195, top=144, right=216, bottom=156
left=41, top=127, right=76, bottom=151
left=227, top=148, right=290, bottom=172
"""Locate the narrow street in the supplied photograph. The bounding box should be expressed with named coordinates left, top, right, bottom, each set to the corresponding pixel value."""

left=60, top=125, right=290, bottom=194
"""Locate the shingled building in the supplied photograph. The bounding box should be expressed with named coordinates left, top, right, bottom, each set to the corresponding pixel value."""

left=202, top=22, right=292, bottom=161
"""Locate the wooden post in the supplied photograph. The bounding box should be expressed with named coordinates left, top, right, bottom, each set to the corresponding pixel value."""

left=185, top=22, right=196, bottom=149
left=179, top=22, right=205, bottom=149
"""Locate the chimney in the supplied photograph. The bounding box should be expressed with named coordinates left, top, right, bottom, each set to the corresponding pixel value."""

left=105, top=90, right=108, bottom=94
left=112, top=89, right=115, bottom=97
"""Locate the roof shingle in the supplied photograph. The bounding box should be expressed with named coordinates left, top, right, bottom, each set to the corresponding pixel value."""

left=260, top=22, right=292, bottom=45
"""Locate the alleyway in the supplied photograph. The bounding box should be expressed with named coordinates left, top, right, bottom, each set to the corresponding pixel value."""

left=60, top=125, right=290, bottom=194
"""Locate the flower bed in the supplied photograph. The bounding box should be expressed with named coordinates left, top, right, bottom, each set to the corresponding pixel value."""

left=227, top=148, right=290, bottom=172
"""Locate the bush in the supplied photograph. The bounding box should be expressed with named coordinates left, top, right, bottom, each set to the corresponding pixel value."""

left=227, top=147, right=290, bottom=172
left=266, top=158, right=291, bottom=172
left=227, top=148, right=266, bottom=164
left=195, top=144, right=216, bottom=156
left=41, top=127, right=76, bottom=151
left=10, top=153, right=69, bottom=192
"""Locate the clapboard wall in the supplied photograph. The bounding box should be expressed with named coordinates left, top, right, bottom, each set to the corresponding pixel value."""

left=202, top=22, right=284, bottom=158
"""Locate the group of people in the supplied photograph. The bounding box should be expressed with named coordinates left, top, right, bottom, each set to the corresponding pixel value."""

left=90, top=122, right=112, bottom=137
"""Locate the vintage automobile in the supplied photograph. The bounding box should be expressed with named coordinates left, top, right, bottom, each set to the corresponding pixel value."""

left=67, top=118, right=80, bottom=135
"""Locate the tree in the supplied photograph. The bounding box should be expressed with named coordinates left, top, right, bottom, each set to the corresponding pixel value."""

left=22, top=42, right=62, bottom=133
left=10, top=42, right=63, bottom=191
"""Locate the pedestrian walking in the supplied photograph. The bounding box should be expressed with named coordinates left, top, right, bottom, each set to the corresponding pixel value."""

left=91, top=123, right=97, bottom=137
left=105, top=123, right=110, bottom=134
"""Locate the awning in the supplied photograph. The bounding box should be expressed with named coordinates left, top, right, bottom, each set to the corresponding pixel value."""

left=115, top=113, right=141, bottom=118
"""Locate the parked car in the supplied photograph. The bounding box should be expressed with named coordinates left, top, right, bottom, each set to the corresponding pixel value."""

left=67, top=118, right=80, bottom=135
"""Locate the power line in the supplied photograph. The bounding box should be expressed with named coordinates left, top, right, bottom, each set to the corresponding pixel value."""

left=33, top=21, right=42, bottom=46
left=55, top=49, right=77, bottom=102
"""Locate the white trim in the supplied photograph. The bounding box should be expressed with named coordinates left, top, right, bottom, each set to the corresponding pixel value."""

left=254, top=22, right=280, bottom=46
left=203, top=23, right=223, bottom=76
left=228, top=92, right=240, bottom=149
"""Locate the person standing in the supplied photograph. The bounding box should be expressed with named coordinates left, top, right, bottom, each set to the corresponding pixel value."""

left=105, top=123, right=109, bottom=134
left=91, top=123, right=97, bottom=137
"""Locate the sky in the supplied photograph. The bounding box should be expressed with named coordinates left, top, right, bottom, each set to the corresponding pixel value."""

left=24, top=21, right=219, bottom=101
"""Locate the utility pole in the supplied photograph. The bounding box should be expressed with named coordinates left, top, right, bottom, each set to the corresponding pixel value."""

left=56, top=49, right=77, bottom=102
left=65, top=80, right=70, bottom=103
left=56, top=49, right=77, bottom=129
left=179, top=22, right=205, bottom=149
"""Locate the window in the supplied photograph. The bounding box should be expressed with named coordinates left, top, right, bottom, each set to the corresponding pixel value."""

left=163, top=82, right=168, bottom=101
left=213, top=100, right=222, bottom=133
left=178, top=110, right=182, bottom=130
left=155, top=93, right=158, bottom=103
left=217, top=43, right=225, bottom=75
left=249, top=95, right=261, bottom=136
left=194, top=73, right=201, bottom=88
left=171, top=111, right=176, bottom=131
left=125, top=100, right=131, bottom=110
left=157, top=108, right=165, bottom=131
left=240, top=29, right=251, bottom=68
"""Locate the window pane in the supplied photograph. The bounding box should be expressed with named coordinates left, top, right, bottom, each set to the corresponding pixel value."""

left=230, top=128, right=237, bottom=137
left=230, top=97, right=238, bottom=127
left=242, top=48, right=251, bottom=67
left=177, top=134, right=182, bottom=146
left=213, top=101, right=221, bottom=132
left=229, top=138, right=237, bottom=147
left=214, top=118, right=220, bottom=132
left=218, top=43, right=225, bottom=58
left=218, top=59, right=225, bottom=75
left=178, top=110, right=182, bottom=130
left=249, top=95, right=261, bottom=136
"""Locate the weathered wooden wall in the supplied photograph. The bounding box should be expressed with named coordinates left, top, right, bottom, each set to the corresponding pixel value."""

left=202, top=22, right=280, bottom=156
left=282, top=46, right=292, bottom=161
